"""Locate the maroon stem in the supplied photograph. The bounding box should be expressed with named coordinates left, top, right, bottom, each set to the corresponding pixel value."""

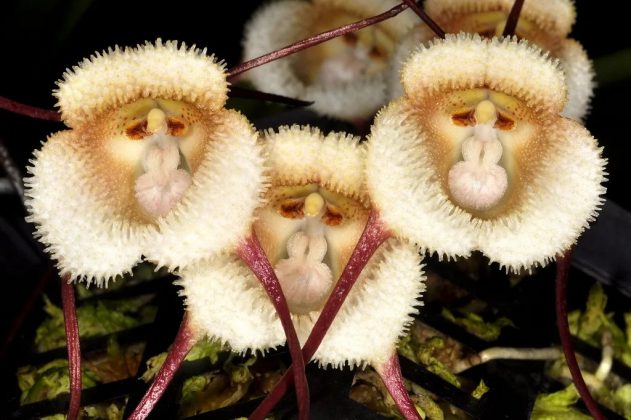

left=401, top=0, right=446, bottom=38
left=249, top=210, right=391, bottom=420
left=0, top=96, right=61, bottom=121
left=237, top=234, right=310, bottom=420
left=375, top=354, right=421, bottom=420
left=60, top=274, right=81, bottom=420
left=502, top=0, right=525, bottom=37
left=129, top=315, right=197, bottom=420
left=228, top=3, right=410, bottom=78
left=555, top=250, right=605, bottom=420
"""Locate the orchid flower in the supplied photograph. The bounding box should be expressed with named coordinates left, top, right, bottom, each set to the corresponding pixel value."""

left=371, top=34, right=607, bottom=418
left=24, top=39, right=310, bottom=420
left=373, top=34, right=606, bottom=271
left=25, top=39, right=263, bottom=284
left=389, top=0, right=594, bottom=121
left=242, top=0, right=417, bottom=123
left=179, top=126, right=426, bottom=419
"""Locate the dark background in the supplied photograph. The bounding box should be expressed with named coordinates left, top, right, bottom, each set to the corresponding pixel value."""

left=0, top=0, right=629, bottom=347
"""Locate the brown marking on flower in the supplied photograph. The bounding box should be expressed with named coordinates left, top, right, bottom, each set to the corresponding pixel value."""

left=167, top=117, right=187, bottom=136
left=279, top=198, right=305, bottom=218
left=125, top=120, right=148, bottom=139
left=495, top=113, right=515, bottom=130
left=322, top=205, right=343, bottom=226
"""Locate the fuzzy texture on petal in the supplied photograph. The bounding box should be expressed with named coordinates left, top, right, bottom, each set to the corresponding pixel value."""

left=143, top=110, right=265, bottom=270
left=366, top=100, right=476, bottom=259
left=402, top=34, right=567, bottom=116
left=242, top=0, right=416, bottom=121
left=425, top=0, right=575, bottom=39
left=25, top=132, right=147, bottom=286
left=178, top=240, right=425, bottom=366
left=477, top=118, right=606, bottom=271
left=262, top=125, right=367, bottom=203
left=178, top=255, right=286, bottom=353
left=367, top=100, right=606, bottom=271
left=312, top=239, right=425, bottom=368
left=558, top=39, right=595, bottom=122
left=55, top=39, right=227, bottom=128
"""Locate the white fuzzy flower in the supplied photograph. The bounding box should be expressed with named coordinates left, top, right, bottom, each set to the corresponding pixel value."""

left=370, top=34, right=606, bottom=271
left=242, top=0, right=417, bottom=122
left=179, top=126, right=426, bottom=367
left=25, top=40, right=265, bottom=285
left=389, top=0, right=594, bottom=121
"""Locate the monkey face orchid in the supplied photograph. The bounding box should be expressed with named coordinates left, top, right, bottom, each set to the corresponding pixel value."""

left=370, top=34, right=606, bottom=271
left=390, top=0, right=594, bottom=121
left=25, top=40, right=264, bottom=285
left=180, top=126, right=425, bottom=368
left=242, top=0, right=416, bottom=122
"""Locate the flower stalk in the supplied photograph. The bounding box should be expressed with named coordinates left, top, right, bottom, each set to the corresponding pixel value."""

left=129, top=315, right=197, bottom=420
left=236, top=233, right=310, bottom=420
left=250, top=209, right=392, bottom=419
left=60, top=274, right=81, bottom=420
left=375, top=353, right=422, bottom=420
left=555, top=250, right=605, bottom=420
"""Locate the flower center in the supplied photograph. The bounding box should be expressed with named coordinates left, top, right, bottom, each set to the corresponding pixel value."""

left=448, top=100, right=508, bottom=211
left=133, top=108, right=192, bottom=218
left=255, top=185, right=368, bottom=315
left=275, top=192, right=333, bottom=314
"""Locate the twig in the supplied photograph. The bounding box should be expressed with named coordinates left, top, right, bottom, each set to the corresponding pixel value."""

left=228, top=3, right=410, bottom=78
left=0, top=96, right=61, bottom=121
left=401, top=0, right=446, bottom=38
left=503, top=0, right=525, bottom=37
left=556, top=250, right=605, bottom=420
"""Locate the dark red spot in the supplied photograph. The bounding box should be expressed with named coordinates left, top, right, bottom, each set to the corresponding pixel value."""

left=125, top=120, right=148, bottom=139
left=279, top=199, right=304, bottom=218
left=322, top=206, right=343, bottom=226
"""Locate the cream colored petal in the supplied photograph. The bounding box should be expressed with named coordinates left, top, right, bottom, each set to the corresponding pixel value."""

left=242, top=0, right=416, bottom=121
left=313, top=239, right=425, bottom=368
left=178, top=256, right=285, bottom=353
left=558, top=39, right=595, bottom=122
left=242, top=0, right=312, bottom=102
left=388, top=23, right=436, bottom=100
left=181, top=239, right=424, bottom=365
left=25, top=132, right=146, bottom=285
left=263, top=125, right=368, bottom=203
left=366, top=100, right=476, bottom=258
left=143, top=109, right=265, bottom=270
left=402, top=34, right=567, bottom=115
left=476, top=118, right=606, bottom=271
left=55, top=39, right=227, bottom=128
left=425, top=0, right=575, bottom=38
left=304, top=75, right=390, bottom=121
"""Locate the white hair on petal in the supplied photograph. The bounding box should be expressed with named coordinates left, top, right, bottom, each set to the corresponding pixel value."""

left=557, top=39, right=595, bottom=122
left=178, top=255, right=286, bottom=353
left=313, top=240, right=425, bottom=368
left=143, top=109, right=265, bottom=270
left=25, top=132, right=146, bottom=286
left=262, top=125, right=367, bottom=202
left=366, top=100, right=476, bottom=259
left=55, top=39, right=227, bottom=128
left=179, top=239, right=424, bottom=367
left=402, top=34, right=567, bottom=115
left=477, top=118, right=606, bottom=271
